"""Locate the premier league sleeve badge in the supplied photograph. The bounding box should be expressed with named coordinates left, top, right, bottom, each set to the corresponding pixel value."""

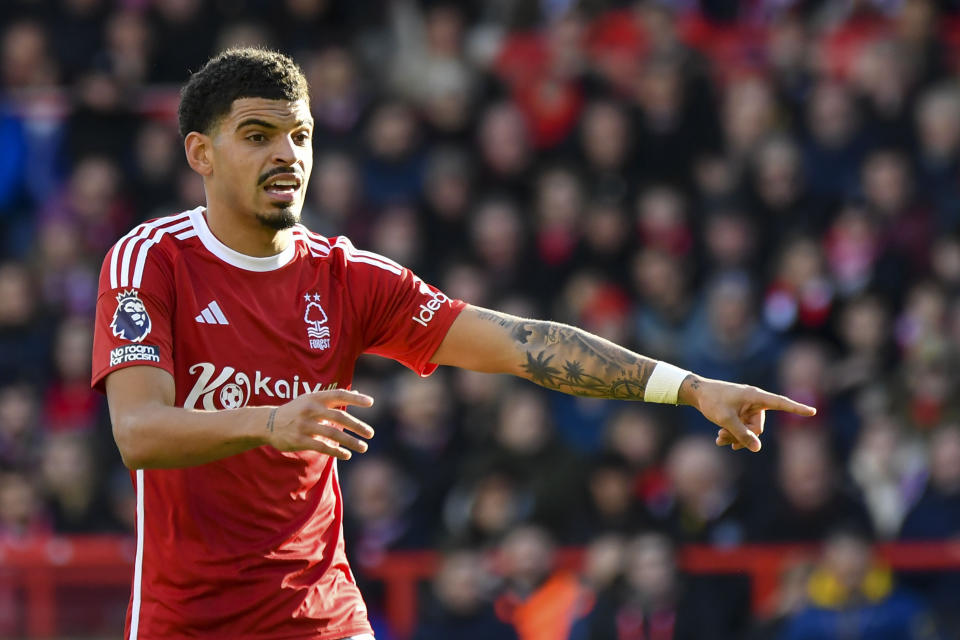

left=110, top=289, right=153, bottom=343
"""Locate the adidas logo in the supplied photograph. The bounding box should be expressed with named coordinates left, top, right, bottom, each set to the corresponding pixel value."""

left=195, top=301, right=229, bottom=325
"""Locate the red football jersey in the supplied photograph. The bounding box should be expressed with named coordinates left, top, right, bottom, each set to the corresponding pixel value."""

left=91, top=207, right=465, bottom=639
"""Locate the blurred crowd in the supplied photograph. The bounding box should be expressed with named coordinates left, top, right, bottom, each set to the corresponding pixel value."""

left=2, top=0, right=960, bottom=638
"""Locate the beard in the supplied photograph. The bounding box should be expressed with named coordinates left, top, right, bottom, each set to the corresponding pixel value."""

left=255, top=206, right=300, bottom=230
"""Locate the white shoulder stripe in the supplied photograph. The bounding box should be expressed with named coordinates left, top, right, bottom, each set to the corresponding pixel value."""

left=293, top=229, right=405, bottom=275
left=331, top=237, right=405, bottom=274
left=291, top=230, right=324, bottom=256
left=302, top=238, right=331, bottom=255
left=353, top=248, right=405, bottom=272
left=111, top=212, right=191, bottom=286
left=130, top=220, right=193, bottom=288
left=110, top=212, right=192, bottom=289
left=110, top=222, right=150, bottom=290
left=346, top=255, right=403, bottom=275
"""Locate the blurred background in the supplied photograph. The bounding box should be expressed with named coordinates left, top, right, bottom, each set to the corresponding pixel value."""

left=2, top=0, right=960, bottom=638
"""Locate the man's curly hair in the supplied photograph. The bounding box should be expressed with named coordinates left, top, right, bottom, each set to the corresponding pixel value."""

left=178, top=48, right=309, bottom=137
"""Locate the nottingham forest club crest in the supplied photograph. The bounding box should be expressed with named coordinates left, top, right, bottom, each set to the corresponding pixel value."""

left=303, top=293, right=331, bottom=350
left=110, top=290, right=152, bottom=343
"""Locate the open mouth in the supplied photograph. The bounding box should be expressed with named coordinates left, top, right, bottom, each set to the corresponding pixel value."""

left=263, top=174, right=302, bottom=200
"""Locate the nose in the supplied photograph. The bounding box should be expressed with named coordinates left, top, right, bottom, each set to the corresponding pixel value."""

left=272, top=134, right=303, bottom=167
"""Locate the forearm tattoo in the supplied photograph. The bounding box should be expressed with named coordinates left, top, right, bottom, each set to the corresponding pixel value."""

left=266, top=407, right=278, bottom=433
left=477, top=310, right=658, bottom=400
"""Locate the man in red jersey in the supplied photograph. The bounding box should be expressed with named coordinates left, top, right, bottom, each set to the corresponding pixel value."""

left=92, top=49, right=815, bottom=639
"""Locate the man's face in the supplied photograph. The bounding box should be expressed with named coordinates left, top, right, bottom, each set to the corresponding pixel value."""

left=208, top=97, right=314, bottom=230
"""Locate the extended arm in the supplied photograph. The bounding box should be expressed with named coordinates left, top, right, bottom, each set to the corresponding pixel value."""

left=104, top=366, right=375, bottom=469
left=430, top=305, right=816, bottom=451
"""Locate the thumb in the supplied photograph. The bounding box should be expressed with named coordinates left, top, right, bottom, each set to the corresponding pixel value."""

left=721, top=413, right=762, bottom=452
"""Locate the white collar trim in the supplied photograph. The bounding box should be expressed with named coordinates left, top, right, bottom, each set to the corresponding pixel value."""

left=190, top=207, right=297, bottom=272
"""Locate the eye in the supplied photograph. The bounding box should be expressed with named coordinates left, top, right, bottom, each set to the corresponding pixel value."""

left=247, top=133, right=267, bottom=143
left=293, top=131, right=311, bottom=145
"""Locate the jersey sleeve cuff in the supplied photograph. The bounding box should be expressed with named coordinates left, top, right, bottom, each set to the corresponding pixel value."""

left=91, top=357, right=176, bottom=394
left=411, top=299, right=467, bottom=377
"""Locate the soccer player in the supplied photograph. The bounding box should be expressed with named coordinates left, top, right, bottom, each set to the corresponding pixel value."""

left=92, top=49, right=815, bottom=639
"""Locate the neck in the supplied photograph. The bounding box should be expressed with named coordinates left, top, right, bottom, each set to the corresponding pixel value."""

left=204, top=200, right=292, bottom=258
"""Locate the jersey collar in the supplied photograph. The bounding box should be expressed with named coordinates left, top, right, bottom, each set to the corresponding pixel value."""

left=190, top=207, right=297, bottom=272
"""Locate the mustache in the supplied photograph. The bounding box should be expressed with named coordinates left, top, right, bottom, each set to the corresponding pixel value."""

left=257, top=166, right=303, bottom=186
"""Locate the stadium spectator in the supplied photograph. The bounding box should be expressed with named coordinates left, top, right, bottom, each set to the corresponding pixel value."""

left=343, top=455, right=424, bottom=564
left=0, top=382, right=41, bottom=472
left=460, top=387, right=584, bottom=534
left=39, top=432, right=112, bottom=532
left=0, top=262, right=51, bottom=384
left=778, top=529, right=941, bottom=640
left=568, top=453, right=652, bottom=543
left=914, top=82, right=960, bottom=231
left=632, top=248, right=693, bottom=363
left=682, top=272, right=780, bottom=387
left=571, top=531, right=745, bottom=640
left=660, top=435, right=748, bottom=545
left=900, top=424, right=960, bottom=640
left=750, top=429, right=874, bottom=541
left=493, top=525, right=593, bottom=640
left=304, top=45, right=368, bottom=149
left=849, top=415, right=927, bottom=538
left=443, top=469, right=533, bottom=549
left=801, top=80, right=866, bottom=203
left=900, top=423, right=960, bottom=539
left=412, top=550, right=518, bottom=640
left=0, top=471, right=48, bottom=541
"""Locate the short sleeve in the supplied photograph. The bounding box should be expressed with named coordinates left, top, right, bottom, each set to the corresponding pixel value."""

left=342, top=242, right=465, bottom=376
left=90, top=238, right=176, bottom=392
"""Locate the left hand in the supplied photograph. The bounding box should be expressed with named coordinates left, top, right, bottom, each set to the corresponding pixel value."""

left=679, top=376, right=817, bottom=452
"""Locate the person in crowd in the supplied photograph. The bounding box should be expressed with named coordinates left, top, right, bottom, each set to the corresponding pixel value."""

left=413, top=549, right=518, bottom=640
left=571, top=531, right=746, bottom=640
left=750, top=429, right=874, bottom=541
left=493, top=525, right=593, bottom=640
left=779, top=528, right=941, bottom=640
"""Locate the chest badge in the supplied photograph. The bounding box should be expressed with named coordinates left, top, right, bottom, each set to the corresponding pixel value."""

left=303, top=292, right=332, bottom=350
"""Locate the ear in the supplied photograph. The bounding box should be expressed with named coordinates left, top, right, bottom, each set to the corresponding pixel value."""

left=184, top=132, right=213, bottom=177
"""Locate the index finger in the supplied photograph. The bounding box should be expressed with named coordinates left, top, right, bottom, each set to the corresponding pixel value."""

left=320, top=389, right=375, bottom=408
left=752, top=389, right=816, bottom=416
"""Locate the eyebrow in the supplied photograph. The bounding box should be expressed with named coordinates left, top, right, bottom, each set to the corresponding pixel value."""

left=235, top=118, right=314, bottom=131
left=236, top=118, right=278, bottom=131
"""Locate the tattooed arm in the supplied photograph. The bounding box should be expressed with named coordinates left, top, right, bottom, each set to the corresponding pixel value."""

left=431, top=305, right=816, bottom=451
left=472, top=309, right=659, bottom=399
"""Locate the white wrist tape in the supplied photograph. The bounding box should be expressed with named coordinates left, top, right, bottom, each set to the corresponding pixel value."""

left=643, top=362, right=691, bottom=405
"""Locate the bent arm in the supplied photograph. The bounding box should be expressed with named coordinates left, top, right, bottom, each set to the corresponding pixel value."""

left=105, top=366, right=375, bottom=469
left=105, top=366, right=273, bottom=469
left=430, top=305, right=667, bottom=401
